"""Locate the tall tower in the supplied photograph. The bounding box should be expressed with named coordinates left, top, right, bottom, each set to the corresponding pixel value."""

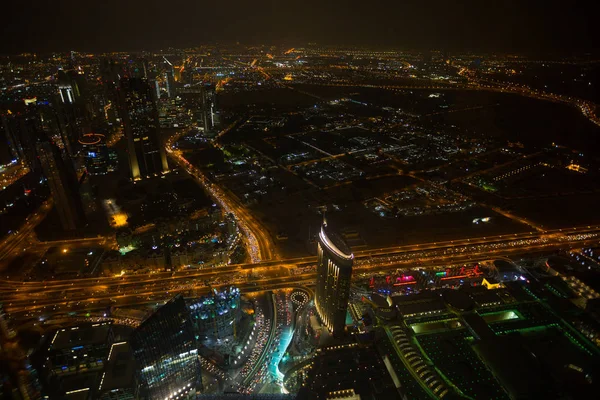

left=165, top=70, right=175, bottom=98
left=118, top=77, right=169, bottom=181
left=1, top=110, right=43, bottom=171
left=201, top=84, right=219, bottom=133
left=163, top=56, right=176, bottom=98
left=130, top=295, right=202, bottom=399
left=56, top=64, right=94, bottom=158
left=36, top=141, right=86, bottom=231
left=315, top=220, right=353, bottom=337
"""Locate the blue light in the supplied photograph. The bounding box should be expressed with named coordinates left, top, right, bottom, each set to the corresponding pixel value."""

left=88, top=152, right=97, bottom=158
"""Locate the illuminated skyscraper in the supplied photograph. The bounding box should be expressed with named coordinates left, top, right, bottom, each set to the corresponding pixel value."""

left=130, top=295, right=202, bottom=400
left=118, top=77, right=169, bottom=181
left=315, top=220, right=353, bottom=337
left=36, top=141, right=86, bottom=231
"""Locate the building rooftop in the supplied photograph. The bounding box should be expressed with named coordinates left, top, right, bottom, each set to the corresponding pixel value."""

left=442, top=289, right=475, bottom=311
left=391, top=291, right=447, bottom=317
left=473, top=335, right=549, bottom=399
left=470, top=289, right=503, bottom=307
left=299, top=344, right=401, bottom=400
left=99, top=342, right=136, bottom=394
left=51, top=322, right=112, bottom=351
left=62, top=373, right=98, bottom=400
left=462, top=314, right=496, bottom=341
left=320, top=223, right=353, bottom=260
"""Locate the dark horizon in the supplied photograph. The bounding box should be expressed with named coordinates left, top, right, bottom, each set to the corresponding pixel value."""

left=3, top=0, right=598, bottom=55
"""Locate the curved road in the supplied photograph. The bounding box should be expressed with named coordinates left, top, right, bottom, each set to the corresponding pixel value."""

left=165, top=130, right=277, bottom=263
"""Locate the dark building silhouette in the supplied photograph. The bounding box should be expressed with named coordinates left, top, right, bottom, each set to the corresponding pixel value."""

left=117, top=77, right=169, bottom=181
left=295, top=343, right=402, bottom=400
left=36, top=141, right=86, bottom=231
left=130, top=295, right=202, bottom=400
left=0, top=128, right=16, bottom=165
left=201, top=84, right=219, bottom=133
left=1, top=110, right=43, bottom=171
left=56, top=68, right=92, bottom=155
left=315, top=220, right=353, bottom=337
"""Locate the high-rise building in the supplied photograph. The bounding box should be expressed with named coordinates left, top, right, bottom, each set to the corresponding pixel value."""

left=36, top=141, right=86, bottom=231
left=188, top=287, right=242, bottom=340
left=57, top=69, right=83, bottom=105
left=56, top=68, right=90, bottom=153
left=79, top=133, right=110, bottom=175
left=315, top=221, right=353, bottom=337
left=163, top=56, right=176, bottom=98
left=130, top=295, right=202, bottom=400
left=165, top=70, right=176, bottom=98
left=201, top=84, right=219, bottom=133
left=52, top=95, right=88, bottom=157
left=118, top=77, right=169, bottom=181
left=1, top=110, right=43, bottom=171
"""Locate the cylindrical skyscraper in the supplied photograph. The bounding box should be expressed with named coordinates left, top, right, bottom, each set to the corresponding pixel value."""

left=315, top=220, right=353, bottom=337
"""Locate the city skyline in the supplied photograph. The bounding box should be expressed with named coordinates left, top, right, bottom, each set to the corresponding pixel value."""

left=0, top=22, right=599, bottom=398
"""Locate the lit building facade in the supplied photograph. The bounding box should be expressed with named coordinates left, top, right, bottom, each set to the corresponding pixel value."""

left=118, top=77, right=168, bottom=181
left=188, top=287, right=242, bottom=340
left=315, top=221, right=353, bottom=337
left=130, top=295, right=202, bottom=400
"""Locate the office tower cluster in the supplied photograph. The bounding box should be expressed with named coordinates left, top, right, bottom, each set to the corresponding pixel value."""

left=34, top=295, right=204, bottom=399
left=117, top=77, right=169, bottom=181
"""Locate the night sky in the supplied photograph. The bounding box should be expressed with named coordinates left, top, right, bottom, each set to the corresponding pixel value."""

left=2, top=0, right=597, bottom=54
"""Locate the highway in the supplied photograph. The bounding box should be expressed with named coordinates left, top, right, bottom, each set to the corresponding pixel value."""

left=1, top=225, right=599, bottom=321
left=0, top=200, right=53, bottom=265
left=165, top=130, right=277, bottom=262
left=0, top=198, right=117, bottom=274
left=1, top=69, right=598, bottom=331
